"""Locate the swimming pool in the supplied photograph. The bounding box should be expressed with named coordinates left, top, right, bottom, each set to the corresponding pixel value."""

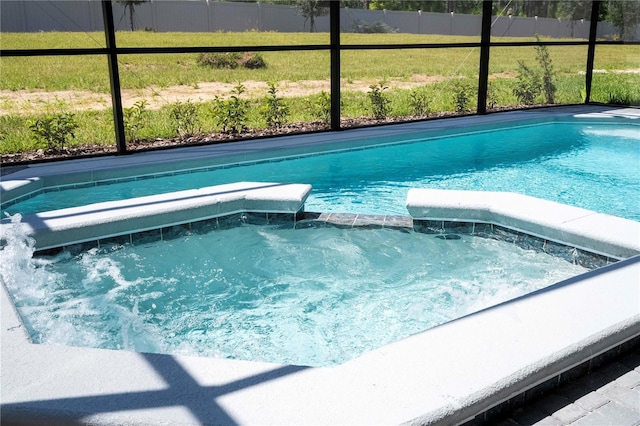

left=1, top=106, right=639, bottom=425
left=3, top=119, right=639, bottom=220
left=2, top=112, right=636, bottom=366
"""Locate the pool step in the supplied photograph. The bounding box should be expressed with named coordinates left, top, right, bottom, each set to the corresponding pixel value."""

left=406, top=189, right=640, bottom=260
left=8, top=182, right=311, bottom=251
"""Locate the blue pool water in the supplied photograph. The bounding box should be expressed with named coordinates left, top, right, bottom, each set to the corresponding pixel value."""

left=5, top=121, right=640, bottom=220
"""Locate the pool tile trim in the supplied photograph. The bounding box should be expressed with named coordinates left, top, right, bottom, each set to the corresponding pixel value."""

left=31, top=209, right=613, bottom=271
left=414, top=220, right=616, bottom=269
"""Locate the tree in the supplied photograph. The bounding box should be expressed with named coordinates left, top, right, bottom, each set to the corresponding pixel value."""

left=557, top=0, right=604, bottom=21
left=534, top=34, right=556, bottom=104
left=341, top=0, right=370, bottom=9
left=607, top=0, right=640, bottom=40
left=370, top=0, right=427, bottom=11
left=369, top=0, right=481, bottom=13
left=296, top=0, right=329, bottom=32
left=557, top=0, right=593, bottom=37
left=116, top=0, right=149, bottom=31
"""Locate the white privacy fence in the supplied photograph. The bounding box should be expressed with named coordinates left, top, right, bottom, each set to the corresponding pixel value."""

left=1, top=0, right=629, bottom=39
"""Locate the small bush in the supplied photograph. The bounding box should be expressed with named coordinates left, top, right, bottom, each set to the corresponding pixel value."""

left=212, top=83, right=249, bottom=134
left=487, top=80, right=499, bottom=109
left=306, top=91, right=331, bottom=124
left=123, top=100, right=148, bottom=143
left=368, top=82, right=391, bottom=119
left=242, top=52, right=266, bottom=69
left=197, top=52, right=266, bottom=69
left=453, top=82, right=473, bottom=113
left=170, top=99, right=200, bottom=137
left=28, top=112, right=78, bottom=152
left=352, top=20, right=398, bottom=33
left=198, top=52, right=240, bottom=69
left=409, top=89, right=430, bottom=117
left=513, top=61, right=542, bottom=105
left=260, top=82, right=289, bottom=128
left=511, top=35, right=557, bottom=106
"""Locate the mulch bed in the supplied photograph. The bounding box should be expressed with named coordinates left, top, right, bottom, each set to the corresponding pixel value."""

left=0, top=107, right=538, bottom=166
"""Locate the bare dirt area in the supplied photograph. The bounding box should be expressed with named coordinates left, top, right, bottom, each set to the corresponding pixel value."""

left=0, top=75, right=449, bottom=116
left=3, top=69, right=635, bottom=164
left=0, top=74, right=453, bottom=164
left=3, top=69, right=639, bottom=116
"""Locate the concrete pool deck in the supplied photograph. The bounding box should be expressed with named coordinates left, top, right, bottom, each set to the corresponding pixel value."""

left=499, top=347, right=640, bottom=425
left=1, top=105, right=639, bottom=425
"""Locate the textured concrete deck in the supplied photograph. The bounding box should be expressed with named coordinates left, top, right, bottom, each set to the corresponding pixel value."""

left=499, top=345, right=640, bottom=426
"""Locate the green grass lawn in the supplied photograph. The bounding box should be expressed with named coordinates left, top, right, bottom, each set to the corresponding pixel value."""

left=2, top=32, right=639, bottom=91
left=1, top=31, right=639, bottom=155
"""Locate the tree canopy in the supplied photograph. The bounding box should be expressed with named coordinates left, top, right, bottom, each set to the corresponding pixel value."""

left=115, top=0, right=149, bottom=31
left=295, top=0, right=330, bottom=32
left=607, top=0, right=640, bottom=39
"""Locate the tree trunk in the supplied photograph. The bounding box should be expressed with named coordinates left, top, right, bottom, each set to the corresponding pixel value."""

left=128, top=4, right=135, bottom=31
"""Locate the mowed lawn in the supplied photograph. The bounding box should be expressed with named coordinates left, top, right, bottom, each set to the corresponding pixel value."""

left=2, top=32, right=639, bottom=92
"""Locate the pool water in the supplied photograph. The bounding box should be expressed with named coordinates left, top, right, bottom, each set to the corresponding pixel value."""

left=2, top=219, right=589, bottom=367
left=5, top=121, right=640, bottom=220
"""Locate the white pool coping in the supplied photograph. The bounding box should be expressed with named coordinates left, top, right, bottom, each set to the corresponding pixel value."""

left=406, top=189, right=640, bottom=260
left=2, top=105, right=640, bottom=425
left=10, top=182, right=311, bottom=251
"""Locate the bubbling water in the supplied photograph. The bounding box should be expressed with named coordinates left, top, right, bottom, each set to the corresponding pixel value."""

left=0, top=216, right=591, bottom=366
left=1, top=214, right=164, bottom=352
left=1, top=214, right=51, bottom=302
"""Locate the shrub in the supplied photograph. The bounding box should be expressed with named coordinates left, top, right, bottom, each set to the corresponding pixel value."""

left=306, top=90, right=331, bottom=124
left=534, top=35, right=556, bottom=104
left=212, top=83, right=249, bottom=134
left=487, top=82, right=499, bottom=109
left=513, top=61, right=542, bottom=105
left=368, top=82, right=391, bottom=119
left=197, top=52, right=266, bottom=69
left=28, top=112, right=78, bottom=152
left=352, top=20, right=398, bottom=33
left=452, top=82, right=473, bottom=113
left=123, top=100, right=148, bottom=143
left=170, top=99, right=200, bottom=137
left=260, top=82, right=289, bottom=128
left=511, top=35, right=557, bottom=106
left=198, top=52, right=240, bottom=69
left=241, top=52, right=266, bottom=69
left=409, top=89, right=430, bottom=117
